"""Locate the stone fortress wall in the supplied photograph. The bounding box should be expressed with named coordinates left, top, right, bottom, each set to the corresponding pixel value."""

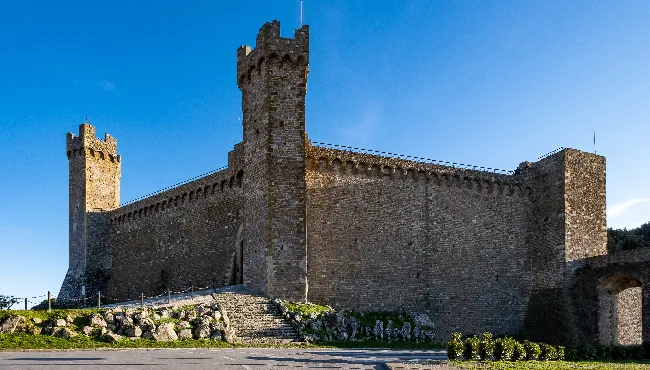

left=59, top=20, right=609, bottom=342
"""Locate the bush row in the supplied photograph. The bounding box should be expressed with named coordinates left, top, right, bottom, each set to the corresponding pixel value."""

left=447, top=332, right=565, bottom=361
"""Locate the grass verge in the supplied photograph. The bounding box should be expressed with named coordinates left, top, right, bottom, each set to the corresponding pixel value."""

left=452, top=360, right=650, bottom=370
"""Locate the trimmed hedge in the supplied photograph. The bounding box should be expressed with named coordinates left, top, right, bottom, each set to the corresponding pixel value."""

left=449, top=332, right=650, bottom=363
left=447, top=333, right=564, bottom=362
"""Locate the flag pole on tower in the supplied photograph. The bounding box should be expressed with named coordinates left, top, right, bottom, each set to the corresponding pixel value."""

left=300, top=0, right=304, bottom=26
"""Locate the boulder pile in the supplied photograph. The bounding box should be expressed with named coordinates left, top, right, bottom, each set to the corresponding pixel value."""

left=273, top=299, right=435, bottom=343
left=0, top=301, right=237, bottom=344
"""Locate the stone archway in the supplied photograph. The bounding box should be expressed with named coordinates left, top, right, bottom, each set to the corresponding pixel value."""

left=598, top=275, right=643, bottom=345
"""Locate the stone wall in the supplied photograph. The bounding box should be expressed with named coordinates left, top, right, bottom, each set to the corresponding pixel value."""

left=305, top=145, right=532, bottom=340
left=104, top=146, right=245, bottom=301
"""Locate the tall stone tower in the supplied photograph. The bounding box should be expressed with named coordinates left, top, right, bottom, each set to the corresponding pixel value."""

left=59, top=123, right=121, bottom=300
left=237, top=21, right=309, bottom=302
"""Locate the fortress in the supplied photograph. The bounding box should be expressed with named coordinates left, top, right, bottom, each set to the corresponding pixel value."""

left=59, top=21, right=634, bottom=345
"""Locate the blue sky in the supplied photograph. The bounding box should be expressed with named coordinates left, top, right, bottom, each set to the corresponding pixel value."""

left=1, top=1, right=649, bottom=305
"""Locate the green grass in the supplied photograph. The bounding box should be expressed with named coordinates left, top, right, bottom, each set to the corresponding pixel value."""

left=452, top=360, right=650, bottom=370
left=0, top=309, right=103, bottom=323
left=284, top=302, right=331, bottom=317
left=0, top=333, right=234, bottom=350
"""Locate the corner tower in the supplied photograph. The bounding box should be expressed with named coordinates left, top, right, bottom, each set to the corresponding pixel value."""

left=238, top=21, right=309, bottom=301
left=59, top=123, right=121, bottom=301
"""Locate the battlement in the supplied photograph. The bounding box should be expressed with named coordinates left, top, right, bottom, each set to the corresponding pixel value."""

left=66, top=123, right=120, bottom=162
left=237, top=20, right=309, bottom=89
left=308, top=144, right=529, bottom=198
left=109, top=167, right=244, bottom=226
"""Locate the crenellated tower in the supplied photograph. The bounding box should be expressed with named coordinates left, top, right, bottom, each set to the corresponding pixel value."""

left=59, top=123, right=121, bottom=301
left=237, top=21, right=309, bottom=301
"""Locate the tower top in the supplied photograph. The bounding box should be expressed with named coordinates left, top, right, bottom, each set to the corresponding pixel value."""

left=236, top=21, right=309, bottom=89
left=66, top=123, right=119, bottom=160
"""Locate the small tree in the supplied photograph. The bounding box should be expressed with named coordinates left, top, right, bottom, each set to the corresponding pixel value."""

left=0, top=295, right=19, bottom=310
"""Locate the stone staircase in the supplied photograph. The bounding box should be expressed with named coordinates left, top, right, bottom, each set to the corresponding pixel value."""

left=212, top=290, right=300, bottom=345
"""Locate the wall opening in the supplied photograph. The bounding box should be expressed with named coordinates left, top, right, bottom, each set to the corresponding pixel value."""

left=598, top=275, right=643, bottom=345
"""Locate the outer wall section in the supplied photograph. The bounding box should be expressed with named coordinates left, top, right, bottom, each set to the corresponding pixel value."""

left=305, top=153, right=532, bottom=340
left=105, top=170, right=244, bottom=301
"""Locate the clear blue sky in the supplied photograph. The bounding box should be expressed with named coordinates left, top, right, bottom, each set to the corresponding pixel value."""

left=1, top=1, right=649, bottom=305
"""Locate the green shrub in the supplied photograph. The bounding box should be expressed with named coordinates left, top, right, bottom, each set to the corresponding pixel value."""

left=463, top=335, right=481, bottom=361
left=580, top=345, right=597, bottom=360
left=594, top=344, right=612, bottom=360
left=630, top=344, right=645, bottom=360
left=512, top=340, right=527, bottom=361
left=523, top=341, right=541, bottom=360
left=611, top=345, right=628, bottom=360
left=447, top=332, right=464, bottom=360
left=555, top=345, right=565, bottom=360
left=539, top=343, right=558, bottom=360
left=478, top=332, right=495, bottom=361
left=494, top=337, right=515, bottom=361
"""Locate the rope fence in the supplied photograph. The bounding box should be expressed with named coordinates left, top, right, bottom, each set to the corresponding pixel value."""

left=14, top=282, right=225, bottom=311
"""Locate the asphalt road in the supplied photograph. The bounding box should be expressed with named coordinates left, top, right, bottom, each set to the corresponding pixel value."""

left=0, top=348, right=447, bottom=369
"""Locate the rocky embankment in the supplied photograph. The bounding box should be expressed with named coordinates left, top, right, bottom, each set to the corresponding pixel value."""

left=274, top=299, right=436, bottom=343
left=0, top=298, right=236, bottom=344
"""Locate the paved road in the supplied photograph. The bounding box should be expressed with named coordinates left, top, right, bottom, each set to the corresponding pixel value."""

left=0, top=348, right=446, bottom=369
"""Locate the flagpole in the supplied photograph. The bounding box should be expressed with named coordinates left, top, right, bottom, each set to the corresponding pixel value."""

left=300, top=0, right=304, bottom=26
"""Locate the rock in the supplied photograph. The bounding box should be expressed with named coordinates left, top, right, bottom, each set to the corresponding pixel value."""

left=210, top=331, right=222, bottom=341
left=401, top=322, right=412, bottom=341
left=349, top=317, right=360, bottom=339
left=336, top=330, right=348, bottom=341
left=90, top=314, right=107, bottom=328
left=107, top=324, right=117, bottom=332
left=141, top=329, right=154, bottom=339
left=393, top=327, right=401, bottom=341
left=153, top=322, right=177, bottom=342
left=212, top=311, right=222, bottom=321
left=50, top=327, right=64, bottom=337
left=178, top=329, right=192, bottom=340
left=103, top=312, right=114, bottom=324
left=309, top=320, right=323, bottom=332
left=133, top=310, right=148, bottom=322
left=177, top=320, right=191, bottom=329
left=124, top=326, right=142, bottom=337
left=211, top=321, right=224, bottom=332
left=222, top=327, right=237, bottom=344
left=411, top=313, right=433, bottom=328
left=385, top=320, right=393, bottom=340
left=0, top=316, right=26, bottom=334
left=309, top=312, right=318, bottom=320
left=55, top=319, right=67, bottom=327
left=160, top=309, right=171, bottom=319
left=279, top=305, right=288, bottom=313
left=373, top=320, right=383, bottom=341
left=294, top=313, right=302, bottom=322
left=412, top=326, right=421, bottom=341
left=152, top=313, right=161, bottom=321
left=32, top=318, right=42, bottom=324
left=82, top=326, right=94, bottom=336
left=30, top=325, right=42, bottom=336
left=195, top=305, right=205, bottom=317
left=61, top=328, right=78, bottom=339
left=99, top=327, right=108, bottom=336
left=104, top=332, right=122, bottom=343
left=65, top=315, right=74, bottom=323
left=194, top=325, right=211, bottom=339
left=304, top=334, right=318, bottom=343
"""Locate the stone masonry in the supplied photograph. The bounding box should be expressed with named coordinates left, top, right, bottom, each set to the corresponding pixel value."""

left=59, top=21, right=612, bottom=343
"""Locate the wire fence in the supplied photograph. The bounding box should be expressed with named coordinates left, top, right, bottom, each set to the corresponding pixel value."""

left=311, top=141, right=515, bottom=175
left=120, top=166, right=228, bottom=207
